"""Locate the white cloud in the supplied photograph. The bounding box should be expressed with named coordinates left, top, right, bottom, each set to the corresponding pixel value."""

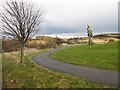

left=0, top=0, right=119, bottom=34
left=36, top=0, right=118, bottom=29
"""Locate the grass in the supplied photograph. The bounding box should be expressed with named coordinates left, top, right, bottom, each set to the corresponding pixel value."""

left=50, top=41, right=118, bottom=71
left=2, top=48, right=110, bottom=88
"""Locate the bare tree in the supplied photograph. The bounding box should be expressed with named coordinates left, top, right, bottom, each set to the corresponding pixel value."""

left=0, top=1, right=43, bottom=63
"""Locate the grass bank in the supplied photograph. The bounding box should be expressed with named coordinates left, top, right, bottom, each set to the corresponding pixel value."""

left=50, top=41, right=118, bottom=71
left=2, top=48, right=110, bottom=88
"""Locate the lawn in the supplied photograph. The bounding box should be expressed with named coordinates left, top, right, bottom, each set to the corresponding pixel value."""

left=50, top=41, right=118, bottom=71
left=2, top=48, right=110, bottom=88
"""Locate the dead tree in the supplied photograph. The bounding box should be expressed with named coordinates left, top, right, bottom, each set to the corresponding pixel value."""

left=0, top=1, right=43, bottom=63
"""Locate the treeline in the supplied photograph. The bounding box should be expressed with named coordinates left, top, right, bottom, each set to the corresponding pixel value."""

left=2, top=36, right=66, bottom=52
left=2, top=40, right=20, bottom=52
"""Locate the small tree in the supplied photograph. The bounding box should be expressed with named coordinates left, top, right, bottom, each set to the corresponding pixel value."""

left=56, top=38, right=63, bottom=46
left=0, top=1, right=43, bottom=63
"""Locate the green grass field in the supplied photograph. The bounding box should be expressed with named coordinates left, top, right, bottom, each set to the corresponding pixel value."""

left=50, top=41, right=118, bottom=71
left=2, top=49, right=110, bottom=88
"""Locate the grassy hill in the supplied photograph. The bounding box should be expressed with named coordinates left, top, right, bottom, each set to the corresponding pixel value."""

left=93, top=33, right=120, bottom=39
left=2, top=49, right=110, bottom=88
left=50, top=41, right=118, bottom=71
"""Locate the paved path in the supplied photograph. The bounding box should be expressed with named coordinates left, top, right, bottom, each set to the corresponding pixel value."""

left=32, top=47, right=119, bottom=87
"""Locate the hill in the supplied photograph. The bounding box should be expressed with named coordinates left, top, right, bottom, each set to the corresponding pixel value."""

left=50, top=41, right=118, bottom=71
left=93, top=33, right=120, bottom=39
left=2, top=49, right=109, bottom=88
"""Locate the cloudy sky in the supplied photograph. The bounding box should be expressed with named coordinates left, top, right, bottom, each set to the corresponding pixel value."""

left=0, top=0, right=119, bottom=38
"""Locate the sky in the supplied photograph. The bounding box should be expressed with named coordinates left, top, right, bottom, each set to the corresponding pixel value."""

left=0, top=0, right=119, bottom=38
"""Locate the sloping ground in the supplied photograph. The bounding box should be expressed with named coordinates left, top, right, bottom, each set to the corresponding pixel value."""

left=2, top=49, right=110, bottom=88
left=50, top=41, right=118, bottom=71
left=93, top=33, right=120, bottom=39
left=32, top=47, right=118, bottom=87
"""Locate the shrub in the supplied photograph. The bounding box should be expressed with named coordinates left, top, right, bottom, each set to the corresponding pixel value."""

left=2, top=40, right=20, bottom=52
left=45, top=38, right=57, bottom=48
left=109, top=39, right=115, bottom=43
left=25, top=41, right=42, bottom=48
left=25, top=38, right=57, bottom=49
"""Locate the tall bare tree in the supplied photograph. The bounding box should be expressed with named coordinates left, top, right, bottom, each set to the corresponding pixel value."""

left=0, top=1, right=43, bottom=63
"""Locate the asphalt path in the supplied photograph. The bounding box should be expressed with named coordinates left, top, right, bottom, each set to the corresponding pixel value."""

left=32, top=47, right=119, bottom=87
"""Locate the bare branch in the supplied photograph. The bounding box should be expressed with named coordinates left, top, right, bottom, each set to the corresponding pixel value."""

left=0, top=0, right=43, bottom=42
left=0, top=0, right=44, bottom=63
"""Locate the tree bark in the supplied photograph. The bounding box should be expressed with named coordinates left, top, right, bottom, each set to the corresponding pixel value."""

left=20, top=43, right=24, bottom=63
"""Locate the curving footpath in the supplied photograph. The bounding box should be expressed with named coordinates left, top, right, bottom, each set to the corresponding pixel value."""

left=32, top=47, right=119, bottom=88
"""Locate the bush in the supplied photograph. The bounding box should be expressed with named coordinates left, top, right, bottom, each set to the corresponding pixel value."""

left=109, top=39, right=115, bottom=43
left=25, top=41, right=42, bottom=48
left=45, top=38, right=57, bottom=48
left=25, top=38, right=57, bottom=49
left=2, top=40, right=20, bottom=52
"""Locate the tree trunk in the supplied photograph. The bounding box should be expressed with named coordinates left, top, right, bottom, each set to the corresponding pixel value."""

left=20, top=43, right=24, bottom=63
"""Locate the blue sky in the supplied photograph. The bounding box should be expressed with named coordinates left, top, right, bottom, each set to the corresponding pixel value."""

left=0, top=0, right=118, bottom=37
